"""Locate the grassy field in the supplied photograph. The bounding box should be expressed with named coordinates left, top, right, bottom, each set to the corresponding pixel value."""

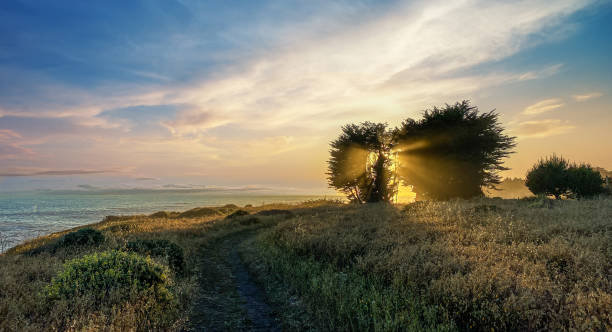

left=1, top=197, right=610, bottom=331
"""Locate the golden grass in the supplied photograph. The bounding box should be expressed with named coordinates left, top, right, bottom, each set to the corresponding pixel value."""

left=1, top=197, right=610, bottom=331
left=0, top=199, right=338, bottom=331
left=255, top=197, right=612, bottom=331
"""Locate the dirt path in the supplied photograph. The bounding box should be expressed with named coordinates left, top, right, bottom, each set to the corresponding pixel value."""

left=185, top=231, right=280, bottom=331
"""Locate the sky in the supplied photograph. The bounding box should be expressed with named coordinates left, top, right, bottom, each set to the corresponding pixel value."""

left=0, top=0, right=611, bottom=193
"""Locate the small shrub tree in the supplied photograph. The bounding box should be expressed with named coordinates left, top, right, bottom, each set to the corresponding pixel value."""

left=566, top=163, right=605, bottom=198
left=327, top=122, right=396, bottom=203
left=46, top=250, right=173, bottom=303
left=126, top=239, right=185, bottom=275
left=525, top=155, right=570, bottom=199
left=46, top=250, right=177, bottom=329
left=54, top=228, right=104, bottom=250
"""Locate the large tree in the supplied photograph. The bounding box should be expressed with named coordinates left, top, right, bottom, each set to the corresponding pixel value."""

left=327, top=122, right=396, bottom=203
left=395, top=101, right=515, bottom=200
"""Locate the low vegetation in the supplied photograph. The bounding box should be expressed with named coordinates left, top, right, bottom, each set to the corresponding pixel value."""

left=247, top=197, right=611, bottom=331
left=126, top=239, right=185, bottom=275
left=46, top=250, right=177, bottom=330
left=1, top=198, right=610, bottom=331
left=526, top=154, right=606, bottom=199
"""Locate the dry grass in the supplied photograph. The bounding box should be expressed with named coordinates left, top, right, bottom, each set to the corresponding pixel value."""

left=1, top=197, right=610, bottom=331
left=255, top=197, right=612, bottom=331
left=0, top=199, right=339, bottom=331
left=0, top=207, right=224, bottom=331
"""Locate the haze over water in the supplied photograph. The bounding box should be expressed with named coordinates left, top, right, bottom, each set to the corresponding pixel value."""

left=0, top=191, right=328, bottom=252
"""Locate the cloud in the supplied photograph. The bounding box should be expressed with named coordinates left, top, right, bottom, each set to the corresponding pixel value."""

left=512, top=119, right=574, bottom=138
left=155, top=0, right=592, bottom=133
left=0, top=0, right=599, bottom=183
left=135, top=177, right=158, bottom=181
left=522, top=99, right=565, bottom=115
left=572, top=92, right=603, bottom=102
left=0, top=169, right=113, bottom=177
left=518, top=64, right=563, bottom=81
left=161, top=110, right=231, bottom=136
left=0, top=129, right=34, bottom=159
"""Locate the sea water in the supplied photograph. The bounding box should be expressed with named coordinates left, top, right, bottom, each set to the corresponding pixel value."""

left=0, top=191, right=328, bottom=252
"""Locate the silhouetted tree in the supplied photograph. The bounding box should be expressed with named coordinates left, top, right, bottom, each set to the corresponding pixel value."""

left=395, top=101, right=515, bottom=200
left=525, top=154, right=571, bottom=199
left=566, top=163, right=605, bottom=198
left=327, top=122, right=396, bottom=203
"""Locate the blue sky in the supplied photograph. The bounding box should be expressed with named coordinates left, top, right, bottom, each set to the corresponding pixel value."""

left=1, top=0, right=611, bottom=192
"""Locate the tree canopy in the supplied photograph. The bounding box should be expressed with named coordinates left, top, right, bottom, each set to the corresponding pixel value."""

left=327, top=122, right=396, bottom=203
left=327, top=101, right=516, bottom=202
left=395, top=101, right=516, bottom=200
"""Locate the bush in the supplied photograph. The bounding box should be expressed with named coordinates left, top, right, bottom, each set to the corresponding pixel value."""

left=526, top=155, right=605, bottom=199
left=525, top=155, right=570, bottom=199
left=46, top=250, right=173, bottom=304
left=566, top=164, right=605, bottom=198
left=126, top=239, right=185, bottom=274
left=55, top=228, right=104, bottom=249
left=45, top=250, right=177, bottom=330
left=239, top=217, right=260, bottom=225
left=225, top=209, right=250, bottom=219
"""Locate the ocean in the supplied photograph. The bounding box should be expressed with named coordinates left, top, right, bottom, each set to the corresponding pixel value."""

left=0, top=191, right=329, bottom=252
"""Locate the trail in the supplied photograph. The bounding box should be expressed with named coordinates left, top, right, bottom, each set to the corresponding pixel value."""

left=185, top=231, right=280, bottom=332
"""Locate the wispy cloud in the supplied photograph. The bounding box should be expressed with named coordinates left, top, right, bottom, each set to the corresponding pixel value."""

left=159, top=1, right=591, bottom=136
left=572, top=92, right=603, bottom=101
left=0, top=129, right=34, bottom=159
left=522, top=99, right=565, bottom=115
left=0, top=0, right=601, bottom=184
left=518, top=64, right=563, bottom=81
left=512, top=119, right=574, bottom=138
left=0, top=169, right=113, bottom=177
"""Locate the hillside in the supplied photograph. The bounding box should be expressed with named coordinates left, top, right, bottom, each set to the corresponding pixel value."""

left=1, top=198, right=611, bottom=331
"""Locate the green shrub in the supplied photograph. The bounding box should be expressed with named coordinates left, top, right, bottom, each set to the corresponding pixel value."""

left=566, top=164, right=605, bottom=198
left=126, top=239, right=185, bottom=274
left=46, top=250, right=173, bottom=304
left=225, top=209, right=250, bottom=219
left=526, top=155, right=606, bottom=199
left=525, top=155, right=570, bottom=199
left=55, top=228, right=104, bottom=249
left=240, top=217, right=260, bottom=225
left=45, top=250, right=177, bottom=330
